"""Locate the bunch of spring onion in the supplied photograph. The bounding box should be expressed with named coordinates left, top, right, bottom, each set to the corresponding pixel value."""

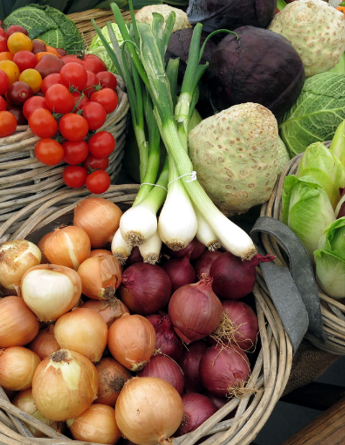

left=92, top=4, right=257, bottom=265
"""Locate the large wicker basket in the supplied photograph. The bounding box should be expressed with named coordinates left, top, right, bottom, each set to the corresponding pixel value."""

left=261, top=142, right=345, bottom=355
left=0, top=190, right=293, bottom=445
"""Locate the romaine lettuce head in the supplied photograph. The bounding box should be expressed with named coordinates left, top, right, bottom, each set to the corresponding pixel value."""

left=317, top=217, right=345, bottom=261
left=282, top=175, right=336, bottom=260
left=314, top=249, right=345, bottom=298
left=89, top=23, right=124, bottom=73
left=296, top=142, right=345, bottom=209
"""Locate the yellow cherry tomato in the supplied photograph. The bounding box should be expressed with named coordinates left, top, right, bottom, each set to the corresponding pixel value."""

left=19, top=69, right=42, bottom=93
left=7, top=32, right=33, bottom=54
left=0, top=60, right=20, bottom=85
left=0, top=52, right=14, bottom=61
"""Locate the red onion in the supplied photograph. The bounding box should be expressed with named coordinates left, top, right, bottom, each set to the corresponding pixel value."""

left=162, top=256, right=196, bottom=293
left=146, top=312, right=183, bottom=361
left=205, top=392, right=236, bottom=420
left=167, top=238, right=206, bottom=260
left=137, top=354, right=184, bottom=395
left=168, top=274, right=223, bottom=344
left=194, top=250, right=223, bottom=278
left=176, top=393, right=217, bottom=436
left=178, top=340, right=207, bottom=393
left=199, top=345, right=251, bottom=397
left=126, top=246, right=143, bottom=266
left=118, top=263, right=171, bottom=315
left=210, top=252, right=275, bottom=300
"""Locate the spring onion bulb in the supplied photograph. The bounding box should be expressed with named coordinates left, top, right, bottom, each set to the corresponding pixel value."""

left=138, top=230, right=162, bottom=264
left=111, top=229, right=133, bottom=265
left=194, top=206, right=221, bottom=251
left=120, top=204, right=158, bottom=246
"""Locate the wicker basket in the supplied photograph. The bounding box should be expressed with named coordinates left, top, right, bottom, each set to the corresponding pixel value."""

left=0, top=191, right=293, bottom=445
left=261, top=142, right=345, bottom=355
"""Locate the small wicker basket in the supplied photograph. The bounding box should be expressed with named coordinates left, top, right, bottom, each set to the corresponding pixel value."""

left=261, top=142, right=345, bottom=355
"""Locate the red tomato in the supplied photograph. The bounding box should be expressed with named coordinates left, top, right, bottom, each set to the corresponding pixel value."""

left=0, top=96, right=6, bottom=111
left=86, top=170, right=111, bottom=194
left=45, top=84, right=75, bottom=114
left=82, top=54, right=107, bottom=74
left=61, top=55, right=84, bottom=66
left=41, top=73, right=62, bottom=95
left=12, top=51, right=37, bottom=72
left=32, top=39, right=47, bottom=54
left=0, top=110, right=17, bottom=137
left=35, top=138, right=64, bottom=166
left=0, top=68, right=9, bottom=95
left=90, top=88, right=118, bottom=114
left=23, top=96, right=48, bottom=120
left=83, top=153, right=109, bottom=172
left=60, top=62, right=87, bottom=91
left=29, top=108, right=58, bottom=138
left=81, top=101, right=106, bottom=130
left=56, top=48, right=67, bottom=57
left=88, top=131, right=115, bottom=158
left=5, top=25, right=29, bottom=39
left=62, top=140, right=89, bottom=164
left=0, top=28, right=6, bottom=38
left=7, top=81, right=33, bottom=106
left=0, top=36, right=8, bottom=53
left=83, top=70, right=99, bottom=98
left=7, top=105, right=27, bottom=125
left=71, top=92, right=89, bottom=111
left=63, top=165, right=88, bottom=188
left=59, top=113, right=89, bottom=141
left=96, top=71, right=117, bottom=90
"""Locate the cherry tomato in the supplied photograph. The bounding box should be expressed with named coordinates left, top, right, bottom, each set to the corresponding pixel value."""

left=46, top=46, right=59, bottom=57
left=88, top=131, right=115, bottom=158
left=83, top=153, right=109, bottom=172
left=7, top=32, right=33, bottom=54
left=56, top=48, right=66, bottom=57
left=59, top=113, right=89, bottom=141
left=7, top=81, right=33, bottom=106
left=35, top=138, right=64, bottom=166
left=71, top=92, right=89, bottom=111
left=41, top=73, right=62, bottom=95
left=32, top=39, right=47, bottom=54
left=5, top=25, right=29, bottom=39
left=0, top=68, right=9, bottom=95
left=0, top=111, right=17, bottom=137
left=7, top=105, right=27, bottom=125
left=0, top=60, right=19, bottom=85
left=13, top=51, right=37, bottom=72
left=0, top=36, right=8, bottom=53
left=61, top=55, right=84, bottom=66
left=83, top=70, right=99, bottom=98
left=63, top=165, right=88, bottom=188
left=86, top=170, right=111, bottom=194
left=81, top=101, right=106, bottom=130
left=35, top=54, right=64, bottom=78
left=29, top=108, right=58, bottom=138
left=19, top=69, right=42, bottom=93
left=60, top=62, right=87, bottom=91
left=0, top=52, right=13, bottom=61
left=82, top=54, right=107, bottom=74
left=96, top=71, right=117, bottom=90
left=0, top=96, right=6, bottom=111
left=62, top=140, right=89, bottom=164
left=23, top=96, right=48, bottom=120
left=45, top=84, right=75, bottom=114
left=0, top=28, right=6, bottom=38
left=90, top=88, right=118, bottom=114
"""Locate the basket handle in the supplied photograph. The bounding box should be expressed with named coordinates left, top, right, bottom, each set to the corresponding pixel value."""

left=250, top=216, right=326, bottom=353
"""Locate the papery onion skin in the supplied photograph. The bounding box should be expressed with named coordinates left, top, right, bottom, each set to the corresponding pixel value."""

left=108, top=314, right=156, bottom=372
left=146, top=312, right=183, bottom=361
left=54, top=308, right=108, bottom=363
left=43, top=226, right=91, bottom=270
left=37, top=232, right=52, bottom=264
left=21, top=264, right=82, bottom=322
left=27, top=324, right=60, bottom=360
left=90, top=249, right=113, bottom=257
left=166, top=238, right=206, bottom=260
left=168, top=274, right=223, bottom=344
left=137, top=354, right=184, bottom=395
left=73, top=198, right=122, bottom=248
left=0, top=296, right=39, bottom=348
left=194, top=250, right=223, bottom=278
left=68, top=404, right=121, bottom=444
left=77, top=255, right=122, bottom=300
left=0, top=240, right=41, bottom=289
left=126, top=246, right=143, bottom=266
left=119, top=263, right=171, bottom=315
left=176, top=393, right=217, bottom=436
left=199, top=345, right=251, bottom=397
left=81, top=297, right=129, bottom=327
left=162, top=256, right=196, bottom=293
left=115, top=377, right=184, bottom=445
left=95, top=357, right=132, bottom=406
left=0, top=346, right=41, bottom=391
left=32, top=349, right=98, bottom=421
left=178, top=340, right=207, bottom=394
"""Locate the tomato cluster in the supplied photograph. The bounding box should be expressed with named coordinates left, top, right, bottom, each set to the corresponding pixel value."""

left=0, top=23, right=119, bottom=195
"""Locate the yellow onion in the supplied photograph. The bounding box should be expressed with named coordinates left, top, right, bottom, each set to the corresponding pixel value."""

left=12, top=389, right=65, bottom=438
left=54, top=308, right=108, bottom=363
left=0, top=346, right=41, bottom=391
left=0, top=296, right=39, bottom=348
left=73, top=198, right=122, bottom=248
left=43, top=226, right=91, bottom=270
left=27, top=325, right=60, bottom=360
left=77, top=255, right=122, bottom=300
left=81, top=298, right=129, bottom=327
left=67, top=404, right=121, bottom=444
left=32, top=349, right=98, bottom=421
left=90, top=249, right=113, bottom=258
left=108, top=313, right=156, bottom=371
left=95, top=357, right=131, bottom=406
left=115, top=377, right=184, bottom=445
left=37, top=232, right=52, bottom=264
left=0, top=240, right=41, bottom=290
left=21, top=264, right=82, bottom=322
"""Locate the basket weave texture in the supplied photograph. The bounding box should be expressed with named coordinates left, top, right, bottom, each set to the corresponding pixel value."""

left=261, top=142, right=345, bottom=355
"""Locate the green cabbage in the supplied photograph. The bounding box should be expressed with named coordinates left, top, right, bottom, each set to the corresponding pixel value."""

left=279, top=73, right=345, bottom=157
left=89, top=23, right=124, bottom=73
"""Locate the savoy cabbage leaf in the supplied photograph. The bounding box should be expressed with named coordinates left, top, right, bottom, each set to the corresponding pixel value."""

left=279, top=73, right=345, bottom=157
